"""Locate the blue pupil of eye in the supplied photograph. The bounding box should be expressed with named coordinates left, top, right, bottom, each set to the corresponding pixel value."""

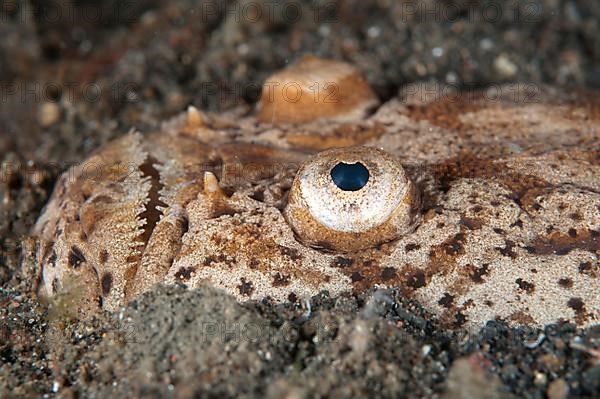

left=330, top=162, right=370, bottom=191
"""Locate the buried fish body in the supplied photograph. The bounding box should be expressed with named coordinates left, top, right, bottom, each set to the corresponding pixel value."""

left=33, top=57, right=599, bottom=330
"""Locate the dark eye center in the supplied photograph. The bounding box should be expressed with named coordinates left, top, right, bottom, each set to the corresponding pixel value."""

left=330, top=162, right=370, bottom=191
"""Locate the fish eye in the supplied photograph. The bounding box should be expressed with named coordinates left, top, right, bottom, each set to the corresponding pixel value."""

left=284, top=146, right=421, bottom=253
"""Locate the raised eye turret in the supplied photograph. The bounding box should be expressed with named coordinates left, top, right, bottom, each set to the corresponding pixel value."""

left=284, top=146, right=421, bottom=253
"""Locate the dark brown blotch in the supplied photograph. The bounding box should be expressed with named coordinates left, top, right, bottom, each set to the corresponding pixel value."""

left=332, top=256, right=354, bottom=268
left=279, top=246, right=302, bottom=261
left=380, top=267, right=397, bottom=281
left=568, top=228, right=577, bottom=238
left=567, top=297, right=584, bottom=312
left=174, top=266, right=195, bottom=281
left=406, top=269, right=426, bottom=289
left=453, top=312, right=467, bottom=328
left=444, top=233, right=466, bottom=256
left=99, top=249, right=109, bottom=264
left=496, top=240, right=517, bottom=259
left=101, top=273, right=113, bottom=296
left=468, top=263, right=490, bottom=283
left=577, top=261, right=597, bottom=278
left=569, top=212, right=582, bottom=221
left=405, top=243, right=420, bottom=252
left=68, top=246, right=86, bottom=268
left=438, top=293, right=455, bottom=308
left=249, top=189, right=265, bottom=202
left=351, top=272, right=363, bottom=282
left=515, top=278, right=535, bottom=294
left=203, top=256, right=217, bottom=266
left=460, top=216, right=483, bottom=230
left=509, top=311, right=535, bottom=325
left=567, top=297, right=588, bottom=324
left=238, top=278, right=254, bottom=296
left=248, top=258, right=260, bottom=269
left=272, top=273, right=291, bottom=287
left=557, top=277, right=573, bottom=289
left=527, top=230, right=599, bottom=256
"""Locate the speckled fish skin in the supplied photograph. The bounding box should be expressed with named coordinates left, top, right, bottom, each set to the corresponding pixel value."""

left=34, top=71, right=599, bottom=330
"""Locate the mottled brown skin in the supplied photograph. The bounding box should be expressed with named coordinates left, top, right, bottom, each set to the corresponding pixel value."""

left=33, top=60, right=599, bottom=330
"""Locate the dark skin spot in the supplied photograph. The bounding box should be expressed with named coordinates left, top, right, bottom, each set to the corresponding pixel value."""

left=216, top=254, right=236, bottom=267
left=279, top=246, right=302, bottom=261
left=438, top=293, right=454, bottom=308
left=496, top=240, right=517, bottom=259
left=237, top=278, right=254, bottom=296
left=288, top=292, right=297, bottom=303
left=351, top=272, right=363, bottom=282
left=568, top=228, right=577, bottom=238
left=250, top=189, right=265, bottom=202
left=527, top=230, right=599, bottom=256
left=444, top=233, right=466, bottom=256
left=515, top=278, right=535, bottom=294
left=454, top=312, right=467, bottom=328
left=405, top=243, right=420, bottom=252
left=248, top=258, right=260, bottom=269
left=332, top=256, right=354, bottom=268
left=174, top=267, right=195, bottom=281
left=99, top=250, right=109, bottom=265
left=577, top=261, right=597, bottom=277
left=567, top=297, right=584, bottom=312
left=468, top=264, right=490, bottom=283
left=569, top=212, right=582, bottom=221
left=406, top=269, right=426, bottom=289
left=380, top=267, right=396, bottom=281
left=203, top=256, right=217, bottom=266
left=511, top=219, right=524, bottom=228
left=510, top=311, right=535, bottom=325
left=558, top=278, right=573, bottom=288
left=272, top=273, right=291, bottom=287
left=101, top=273, right=113, bottom=296
left=460, top=216, right=482, bottom=230
left=68, top=246, right=86, bottom=269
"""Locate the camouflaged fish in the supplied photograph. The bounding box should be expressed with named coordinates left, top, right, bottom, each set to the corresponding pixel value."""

left=34, top=56, right=599, bottom=330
